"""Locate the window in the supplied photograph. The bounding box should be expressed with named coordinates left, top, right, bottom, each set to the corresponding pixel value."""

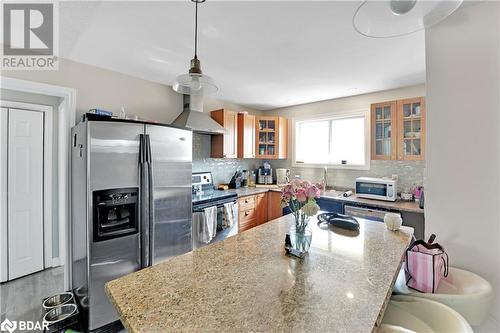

left=294, top=113, right=368, bottom=168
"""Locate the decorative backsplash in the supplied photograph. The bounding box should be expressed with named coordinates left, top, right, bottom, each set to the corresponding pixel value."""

left=272, top=160, right=425, bottom=192
left=193, top=133, right=425, bottom=191
left=193, top=134, right=262, bottom=185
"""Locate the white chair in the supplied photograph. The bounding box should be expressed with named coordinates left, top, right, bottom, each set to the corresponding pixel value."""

left=380, top=295, right=473, bottom=333
left=393, top=266, right=493, bottom=326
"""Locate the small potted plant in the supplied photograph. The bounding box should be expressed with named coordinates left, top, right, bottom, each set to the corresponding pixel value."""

left=280, top=179, right=321, bottom=252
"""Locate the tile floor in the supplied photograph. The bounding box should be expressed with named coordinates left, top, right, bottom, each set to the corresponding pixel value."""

left=1, top=267, right=64, bottom=324
left=1, top=267, right=127, bottom=332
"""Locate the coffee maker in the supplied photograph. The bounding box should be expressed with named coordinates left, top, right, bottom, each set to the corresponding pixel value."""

left=257, top=161, right=273, bottom=185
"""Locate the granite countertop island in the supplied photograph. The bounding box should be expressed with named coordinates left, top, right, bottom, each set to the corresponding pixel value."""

left=106, top=214, right=412, bottom=333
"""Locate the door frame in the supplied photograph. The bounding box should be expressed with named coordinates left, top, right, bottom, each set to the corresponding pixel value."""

left=1, top=77, right=76, bottom=289
left=1, top=103, right=53, bottom=281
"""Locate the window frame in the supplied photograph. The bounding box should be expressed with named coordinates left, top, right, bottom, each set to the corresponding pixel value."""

left=292, top=109, right=371, bottom=170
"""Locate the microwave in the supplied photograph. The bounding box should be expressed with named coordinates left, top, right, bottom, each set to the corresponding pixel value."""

left=355, top=177, right=397, bottom=202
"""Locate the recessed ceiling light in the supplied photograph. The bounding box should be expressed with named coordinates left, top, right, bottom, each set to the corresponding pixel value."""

left=348, top=88, right=358, bottom=93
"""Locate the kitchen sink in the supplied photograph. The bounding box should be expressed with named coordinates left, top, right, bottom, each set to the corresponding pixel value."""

left=322, top=190, right=345, bottom=198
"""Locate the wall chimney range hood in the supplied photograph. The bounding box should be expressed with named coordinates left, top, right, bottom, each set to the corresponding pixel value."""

left=171, top=95, right=226, bottom=135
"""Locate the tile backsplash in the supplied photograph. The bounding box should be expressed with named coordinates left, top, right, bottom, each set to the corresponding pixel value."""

left=193, top=134, right=262, bottom=185
left=193, top=134, right=425, bottom=192
left=272, top=160, right=425, bottom=192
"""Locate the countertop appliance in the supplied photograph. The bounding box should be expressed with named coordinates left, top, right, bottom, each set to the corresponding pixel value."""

left=276, top=168, right=290, bottom=186
left=192, top=172, right=238, bottom=249
left=355, top=177, right=397, bottom=202
left=344, top=204, right=401, bottom=223
left=258, top=167, right=273, bottom=185
left=71, top=115, right=193, bottom=331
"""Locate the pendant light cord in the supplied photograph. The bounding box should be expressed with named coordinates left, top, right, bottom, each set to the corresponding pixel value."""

left=194, top=0, right=198, bottom=59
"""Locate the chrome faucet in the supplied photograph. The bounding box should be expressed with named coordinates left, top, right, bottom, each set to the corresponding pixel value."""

left=323, top=166, right=328, bottom=190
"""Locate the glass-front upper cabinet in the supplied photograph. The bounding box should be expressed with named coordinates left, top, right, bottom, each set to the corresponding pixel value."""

left=255, top=116, right=288, bottom=159
left=371, top=97, right=426, bottom=161
left=371, top=101, right=398, bottom=160
left=397, top=97, right=426, bottom=160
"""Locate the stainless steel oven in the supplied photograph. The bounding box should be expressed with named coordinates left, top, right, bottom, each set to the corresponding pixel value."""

left=192, top=172, right=238, bottom=249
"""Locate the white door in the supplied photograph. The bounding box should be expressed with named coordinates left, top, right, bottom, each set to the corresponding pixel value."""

left=7, top=108, right=44, bottom=279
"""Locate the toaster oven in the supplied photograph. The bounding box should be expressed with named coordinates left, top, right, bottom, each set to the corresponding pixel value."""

left=355, top=177, right=397, bottom=202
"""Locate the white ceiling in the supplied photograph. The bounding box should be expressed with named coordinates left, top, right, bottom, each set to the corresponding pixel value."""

left=59, top=1, right=425, bottom=110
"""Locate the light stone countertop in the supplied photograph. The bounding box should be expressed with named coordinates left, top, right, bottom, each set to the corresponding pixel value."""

left=226, top=187, right=423, bottom=213
left=106, top=214, right=412, bottom=333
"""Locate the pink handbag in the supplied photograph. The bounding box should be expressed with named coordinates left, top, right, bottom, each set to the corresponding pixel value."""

left=405, top=234, right=449, bottom=293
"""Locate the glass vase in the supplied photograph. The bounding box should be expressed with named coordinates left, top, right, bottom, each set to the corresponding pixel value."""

left=289, top=226, right=312, bottom=253
left=290, top=210, right=312, bottom=253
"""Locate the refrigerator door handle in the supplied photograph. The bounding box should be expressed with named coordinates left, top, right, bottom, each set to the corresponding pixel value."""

left=139, top=134, right=150, bottom=268
left=145, top=134, right=154, bottom=266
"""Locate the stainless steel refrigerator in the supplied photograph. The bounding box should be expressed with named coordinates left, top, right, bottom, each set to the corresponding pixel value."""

left=70, top=115, right=192, bottom=331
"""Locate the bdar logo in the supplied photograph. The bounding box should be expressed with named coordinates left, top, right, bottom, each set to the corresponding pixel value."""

left=0, top=318, right=17, bottom=333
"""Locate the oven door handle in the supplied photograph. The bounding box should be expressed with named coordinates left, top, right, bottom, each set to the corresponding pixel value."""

left=193, top=200, right=237, bottom=213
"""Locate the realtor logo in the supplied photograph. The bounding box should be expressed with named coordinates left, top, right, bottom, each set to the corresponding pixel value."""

left=1, top=2, right=58, bottom=70
left=0, top=319, right=17, bottom=333
left=3, top=3, right=53, bottom=55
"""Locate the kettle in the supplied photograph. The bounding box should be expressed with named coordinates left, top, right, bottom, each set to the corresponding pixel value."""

left=276, top=168, right=290, bottom=186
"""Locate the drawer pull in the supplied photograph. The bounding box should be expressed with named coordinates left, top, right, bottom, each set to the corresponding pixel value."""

left=245, top=199, right=249, bottom=203
left=245, top=211, right=249, bottom=216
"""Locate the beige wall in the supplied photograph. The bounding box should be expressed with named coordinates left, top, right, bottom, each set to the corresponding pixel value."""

left=425, top=2, right=500, bottom=323
left=265, top=84, right=426, bottom=190
left=267, top=84, right=425, bottom=118
left=1, top=58, right=258, bottom=123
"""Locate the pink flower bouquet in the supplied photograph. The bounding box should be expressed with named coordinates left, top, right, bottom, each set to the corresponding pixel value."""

left=281, top=179, right=321, bottom=233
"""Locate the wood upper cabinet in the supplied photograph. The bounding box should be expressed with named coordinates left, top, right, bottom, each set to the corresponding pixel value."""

left=237, top=113, right=255, bottom=159
left=211, top=109, right=237, bottom=158
left=255, top=116, right=288, bottom=159
left=371, top=97, right=426, bottom=161
left=371, top=101, right=398, bottom=160
left=397, top=97, right=426, bottom=160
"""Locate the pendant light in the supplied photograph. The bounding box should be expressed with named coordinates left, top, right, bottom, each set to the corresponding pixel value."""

left=352, top=0, right=463, bottom=38
left=173, top=0, right=218, bottom=95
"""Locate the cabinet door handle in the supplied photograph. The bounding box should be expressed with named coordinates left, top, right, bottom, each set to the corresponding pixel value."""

left=245, top=211, right=249, bottom=216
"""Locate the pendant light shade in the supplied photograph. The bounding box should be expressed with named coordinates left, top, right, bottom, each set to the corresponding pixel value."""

left=353, top=0, right=463, bottom=38
left=173, top=72, right=218, bottom=96
left=173, top=0, right=218, bottom=95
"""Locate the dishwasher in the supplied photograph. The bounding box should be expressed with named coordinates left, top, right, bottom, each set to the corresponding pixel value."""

left=344, top=204, right=400, bottom=222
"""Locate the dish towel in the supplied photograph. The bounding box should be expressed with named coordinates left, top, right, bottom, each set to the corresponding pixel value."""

left=222, top=203, right=236, bottom=229
left=197, top=206, right=217, bottom=244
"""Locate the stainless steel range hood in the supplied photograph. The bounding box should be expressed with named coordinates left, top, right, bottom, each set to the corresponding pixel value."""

left=171, top=95, right=226, bottom=135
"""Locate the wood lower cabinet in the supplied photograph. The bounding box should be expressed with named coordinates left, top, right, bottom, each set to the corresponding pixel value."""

left=238, top=191, right=280, bottom=232
left=267, top=191, right=283, bottom=221
left=256, top=193, right=268, bottom=224
left=238, top=195, right=258, bottom=232
left=211, top=109, right=237, bottom=158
